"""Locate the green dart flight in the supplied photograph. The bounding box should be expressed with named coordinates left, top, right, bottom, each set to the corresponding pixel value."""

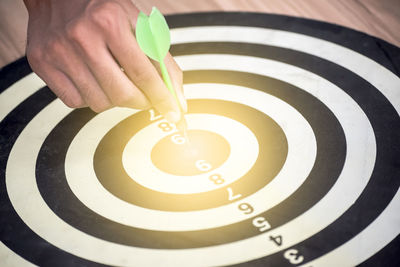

left=135, top=7, right=179, bottom=109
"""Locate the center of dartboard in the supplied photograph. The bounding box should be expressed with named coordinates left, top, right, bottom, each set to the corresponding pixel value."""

left=151, top=130, right=231, bottom=176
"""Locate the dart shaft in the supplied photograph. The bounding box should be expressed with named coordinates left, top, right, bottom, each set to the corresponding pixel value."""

left=159, top=59, right=189, bottom=141
left=159, top=60, right=179, bottom=107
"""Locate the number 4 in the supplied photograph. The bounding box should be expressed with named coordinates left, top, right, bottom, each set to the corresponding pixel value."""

left=269, top=235, right=282, bottom=246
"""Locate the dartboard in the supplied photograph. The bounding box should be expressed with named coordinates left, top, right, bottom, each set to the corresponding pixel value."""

left=1, top=12, right=399, bottom=267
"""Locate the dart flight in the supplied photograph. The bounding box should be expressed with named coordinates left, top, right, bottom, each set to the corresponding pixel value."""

left=135, top=7, right=180, bottom=108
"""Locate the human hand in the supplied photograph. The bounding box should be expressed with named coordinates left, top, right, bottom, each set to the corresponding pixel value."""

left=23, top=0, right=186, bottom=123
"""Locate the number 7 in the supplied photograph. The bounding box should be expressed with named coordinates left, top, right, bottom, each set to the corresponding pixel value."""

left=149, top=109, right=162, bottom=121
left=227, top=187, right=242, bottom=201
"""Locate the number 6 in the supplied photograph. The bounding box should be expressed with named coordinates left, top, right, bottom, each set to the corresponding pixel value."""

left=171, top=134, right=185, bottom=144
left=195, top=160, right=212, bottom=172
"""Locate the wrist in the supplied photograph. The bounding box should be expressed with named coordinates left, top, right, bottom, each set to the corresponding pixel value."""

left=23, top=0, right=57, bottom=14
left=23, top=0, right=40, bottom=12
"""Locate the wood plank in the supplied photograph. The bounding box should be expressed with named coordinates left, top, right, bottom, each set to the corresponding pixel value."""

left=0, top=0, right=399, bottom=68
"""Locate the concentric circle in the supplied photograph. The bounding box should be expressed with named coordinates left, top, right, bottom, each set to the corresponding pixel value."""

left=0, top=12, right=399, bottom=267
left=53, top=81, right=316, bottom=230
left=122, top=113, right=259, bottom=194
left=69, top=96, right=293, bottom=212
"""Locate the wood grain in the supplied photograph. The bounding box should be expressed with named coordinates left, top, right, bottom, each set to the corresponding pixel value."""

left=0, top=0, right=399, bottom=68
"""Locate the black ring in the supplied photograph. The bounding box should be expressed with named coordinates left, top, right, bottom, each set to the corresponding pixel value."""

left=35, top=68, right=345, bottom=248
left=94, top=99, right=288, bottom=211
left=0, top=11, right=398, bottom=266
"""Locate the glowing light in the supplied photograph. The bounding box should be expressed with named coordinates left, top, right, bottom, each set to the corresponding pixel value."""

left=122, top=113, right=259, bottom=194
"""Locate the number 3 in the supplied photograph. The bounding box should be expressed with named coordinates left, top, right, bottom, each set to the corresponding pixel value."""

left=284, top=249, right=304, bottom=264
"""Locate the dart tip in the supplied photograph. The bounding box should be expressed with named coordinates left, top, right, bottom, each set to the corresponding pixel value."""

left=176, top=116, right=190, bottom=145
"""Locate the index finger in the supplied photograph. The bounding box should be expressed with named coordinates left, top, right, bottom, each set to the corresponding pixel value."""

left=106, top=20, right=181, bottom=123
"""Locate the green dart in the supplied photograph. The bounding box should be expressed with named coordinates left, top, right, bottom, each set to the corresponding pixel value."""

left=135, top=7, right=189, bottom=142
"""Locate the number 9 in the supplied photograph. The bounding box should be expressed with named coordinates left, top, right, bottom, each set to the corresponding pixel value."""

left=171, top=134, right=186, bottom=144
left=238, top=203, right=254, bottom=214
left=195, top=160, right=212, bottom=172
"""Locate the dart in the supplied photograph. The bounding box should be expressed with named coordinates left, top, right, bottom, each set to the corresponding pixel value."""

left=135, top=7, right=189, bottom=143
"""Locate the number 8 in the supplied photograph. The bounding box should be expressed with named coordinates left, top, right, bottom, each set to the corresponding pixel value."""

left=209, top=174, right=224, bottom=185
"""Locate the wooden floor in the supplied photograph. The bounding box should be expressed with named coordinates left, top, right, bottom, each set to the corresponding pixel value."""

left=0, top=0, right=399, bottom=68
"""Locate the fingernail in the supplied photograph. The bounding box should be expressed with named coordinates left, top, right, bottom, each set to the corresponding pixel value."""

left=165, top=111, right=180, bottom=123
left=181, top=98, right=188, bottom=113
left=179, top=88, right=188, bottom=113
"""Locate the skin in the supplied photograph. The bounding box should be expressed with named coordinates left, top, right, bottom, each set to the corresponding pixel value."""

left=23, top=0, right=187, bottom=123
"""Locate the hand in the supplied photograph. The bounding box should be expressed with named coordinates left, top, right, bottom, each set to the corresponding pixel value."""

left=23, top=0, right=186, bottom=123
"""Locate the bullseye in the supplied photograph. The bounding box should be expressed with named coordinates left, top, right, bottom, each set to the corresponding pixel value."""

left=151, top=130, right=230, bottom=176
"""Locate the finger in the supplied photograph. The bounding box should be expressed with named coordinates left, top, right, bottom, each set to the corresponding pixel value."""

left=53, top=37, right=112, bottom=113
left=122, top=3, right=187, bottom=114
left=61, top=61, right=111, bottom=113
left=66, top=2, right=150, bottom=110
left=27, top=44, right=86, bottom=109
left=77, top=39, right=151, bottom=109
left=151, top=53, right=187, bottom=113
left=105, top=17, right=181, bottom=122
left=30, top=61, right=86, bottom=109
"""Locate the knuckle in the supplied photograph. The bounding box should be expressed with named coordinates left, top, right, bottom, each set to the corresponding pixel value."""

left=26, top=45, right=42, bottom=68
left=133, top=69, right=154, bottom=85
left=64, top=96, right=85, bottom=108
left=152, top=94, right=173, bottom=110
left=111, top=90, right=135, bottom=106
left=81, top=87, right=112, bottom=113
left=80, top=85, right=94, bottom=101
left=43, top=34, right=66, bottom=61
left=65, top=20, right=87, bottom=43
left=88, top=1, right=123, bottom=31
left=90, top=102, right=111, bottom=113
left=58, top=89, right=85, bottom=108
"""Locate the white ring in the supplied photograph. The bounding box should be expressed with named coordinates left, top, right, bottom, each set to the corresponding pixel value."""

left=6, top=53, right=372, bottom=266
left=65, top=83, right=315, bottom=230
left=123, top=114, right=259, bottom=194
left=4, top=24, right=397, bottom=266
left=0, top=73, right=44, bottom=122
left=5, top=53, right=371, bottom=265
left=0, top=242, right=36, bottom=267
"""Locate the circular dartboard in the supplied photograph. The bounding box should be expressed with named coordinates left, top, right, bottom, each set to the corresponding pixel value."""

left=1, top=12, right=399, bottom=267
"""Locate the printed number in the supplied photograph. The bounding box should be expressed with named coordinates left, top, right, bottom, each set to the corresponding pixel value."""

left=227, top=187, right=242, bottom=201
left=238, top=203, right=254, bottom=214
left=209, top=174, right=224, bottom=185
left=158, top=122, right=173, bottom=132
left=195, top=160, right=212, bottom=172
left=269, top=235, right=283, bottom=246
left=171, top=134, right=186, bottom=144
left=149, top=109, right=162, bottom=121
left=252, top=216, right=271, bottom=232
left=284, top=249, right=304, bottom=264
